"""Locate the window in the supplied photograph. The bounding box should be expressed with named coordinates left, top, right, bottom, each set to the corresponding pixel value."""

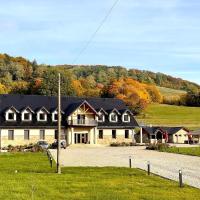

left=110, top=113, right=117, bottom=122
left=24, top=130, right=30, bottom=140
left=39, top=113, right=46, bottom=121
left=77, top=114, right=85, bottom=124
left=54, top=114, right=58, bottom=121
left=8, top=130, right=14, bottom=140
left=112, top=130, right=116, bottom=139
left=125, top=130, right=129, bottom=138
left=98, top=114, right=104, bottom=122
left=24, top=113, right=30, bottom=121
left=151, top=135, right=156, bottom=139
left=40, top=130, right=45, bottom=140
left=123, top=114, right=130, bottom=122
left=54, top=130, right=58, bottom=139
left=99, top=130, right=103, bottom=139
left=8, top=113, right=15, bottom=120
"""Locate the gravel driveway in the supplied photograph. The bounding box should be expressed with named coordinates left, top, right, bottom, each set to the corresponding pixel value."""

left=50, top=146, right=200, bottom=189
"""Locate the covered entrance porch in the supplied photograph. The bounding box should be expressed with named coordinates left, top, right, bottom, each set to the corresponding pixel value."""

left=67, top=127, right=97, bottom=145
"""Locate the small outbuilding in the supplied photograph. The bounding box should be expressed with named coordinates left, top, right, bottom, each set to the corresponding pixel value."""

left=142, top=126, right=190, bottom=144
left=191, top=129, right=200, bottom=144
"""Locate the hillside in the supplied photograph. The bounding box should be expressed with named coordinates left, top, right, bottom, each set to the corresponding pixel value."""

left=58, top=64, right=200, bottom=93
left=0, top=53, right=199, bottom=94
left=0, top=53, right=199, bottom=113
left=137, top=104, right=200, bottom=130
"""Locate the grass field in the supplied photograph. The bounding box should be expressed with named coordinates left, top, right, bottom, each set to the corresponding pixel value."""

left=159, top=147, right=200, bottom=157
left=0, top=153, right=200, bottom=200
left=137, top=104, right=200, bottom=130
left=157, top=87, right=186, bottom=98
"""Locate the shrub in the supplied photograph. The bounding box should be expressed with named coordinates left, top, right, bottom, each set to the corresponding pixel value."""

left=110, top=142, right=137, bottom=147
left=146, top=143, right=169, bottom=151
left=3, top=144, right=44, bottom=152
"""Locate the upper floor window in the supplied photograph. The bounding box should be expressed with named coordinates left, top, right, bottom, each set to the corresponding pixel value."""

left=110, top=113, right=118, bottom=122
left=98, top=113, right=105, bottom=122
left=8, top=113, right=15, bottom=120
left=123, top=114, right=130, bottom=122
left=5, top=107, right=19, bottom=121
left=37, top=107, right=49, bottom=122
left=52, top=111, right=58, bottom=122
left=21, top=107, right=34, bottom=121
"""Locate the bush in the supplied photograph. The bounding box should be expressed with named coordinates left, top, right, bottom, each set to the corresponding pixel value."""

left=110, top=142, right=137, bottom=147
left=2, top=144, right=44, bottom=152
left=146, top=143, right=169, bottom=151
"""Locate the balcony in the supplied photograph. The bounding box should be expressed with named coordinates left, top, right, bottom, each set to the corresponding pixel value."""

left=68, top=119, right=98, bottom=126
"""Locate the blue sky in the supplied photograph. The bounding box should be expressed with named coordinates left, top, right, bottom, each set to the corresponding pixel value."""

left=0, top=0, right=200, bottom=84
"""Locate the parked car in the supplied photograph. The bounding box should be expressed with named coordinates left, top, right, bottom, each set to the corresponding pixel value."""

left=37, top=141, right=49, bottom=149
left=51, top=140, right=67, bottom=149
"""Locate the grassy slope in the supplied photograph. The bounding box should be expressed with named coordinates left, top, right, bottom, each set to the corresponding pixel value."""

left=157, top=86, right=186, bottom=98
left=159, top=147, right=200, bottom=157
left=0, top=153, right=200, bottom=200
left=137, top=104, right=200, bottom=130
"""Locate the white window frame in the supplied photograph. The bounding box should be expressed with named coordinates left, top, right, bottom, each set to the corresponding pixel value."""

left=122, top=113, right=130, bottom=122
left=109, top=112, right=118, bottom=122
left=52, top=111, right=58, bottom=122
left=98, top=112, right=105, bottom=122
left=37, top=110, right=47, bottom=122
left=6, top=109, right=17, bottom=121
left=22, top=110, right=32, bottom=121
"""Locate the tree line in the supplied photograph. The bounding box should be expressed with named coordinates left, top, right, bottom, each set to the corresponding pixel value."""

left=0, top=53, right=199, bottom=113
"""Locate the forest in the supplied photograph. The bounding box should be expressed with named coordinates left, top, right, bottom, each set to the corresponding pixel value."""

left=0, top=53, right=199, bottom=113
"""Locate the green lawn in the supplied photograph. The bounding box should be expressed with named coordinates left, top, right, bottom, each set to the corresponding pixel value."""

left=0, top=153, right=200, bottom=200
left=159, top=147, right=200, bottom=157
left=137, top=104, right=200, bottom=130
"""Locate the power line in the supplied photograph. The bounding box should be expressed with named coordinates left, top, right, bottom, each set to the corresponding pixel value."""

left=72, top=0, right=120, bottom=64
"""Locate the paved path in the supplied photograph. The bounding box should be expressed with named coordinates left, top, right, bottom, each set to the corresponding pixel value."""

left=50, top=146, right=200, bottom=189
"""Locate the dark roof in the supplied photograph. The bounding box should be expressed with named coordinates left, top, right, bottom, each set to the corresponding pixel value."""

left=191, top=129, right=200, bottom=136
left=0, top=94, right=139, bottom=128
left=143, top=126, right=188, bottom=135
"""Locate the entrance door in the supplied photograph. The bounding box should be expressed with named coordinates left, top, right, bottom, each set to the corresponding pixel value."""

left=74, top=133, right=88, bottom=144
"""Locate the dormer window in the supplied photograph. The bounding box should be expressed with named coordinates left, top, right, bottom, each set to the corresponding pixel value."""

left=8, top=113, right=15, bottom=120
left=52, top=109, right=64, bottom=122
left=110, top=113, right=118, bottom=122
left=123, top=114, right=130, bottom=122
left=21, top=107, right=34, bottom=121
left=37, top=107, right=49, bottom=122
left=122, top=110, right=132, bottom=123
left=24, top=113, right=31, bottom=120
left=52, top=111, right=58, bottom=122
left=5, top=107, right=19, bottom=121
left=39, top=113, right=46, bottom=121
left=98, top=113, right=105, bottom=122
left=97, top=108, right=107, bottom=122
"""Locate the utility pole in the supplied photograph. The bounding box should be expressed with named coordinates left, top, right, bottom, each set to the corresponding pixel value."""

left=57, top=73, right=61, bottom=174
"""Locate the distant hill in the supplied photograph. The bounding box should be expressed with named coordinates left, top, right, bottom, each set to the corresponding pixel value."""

left=0, top=53, right=199, bottom=95
left=56, top=64, right=200, bottom=93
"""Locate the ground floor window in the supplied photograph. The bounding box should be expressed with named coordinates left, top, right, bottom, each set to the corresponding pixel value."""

left=125, top=130, right=129, bottom=138
left=40, top=130, right=45, bottom=140
left=24, top=130, right=30, bottom=140
left=112, top=130, right=116, bottom=139
left=54, top=130, right=58, bottom=139
left=8, top=130, right=14, bottom=140
left=99, top=130, right=103, bottom=139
